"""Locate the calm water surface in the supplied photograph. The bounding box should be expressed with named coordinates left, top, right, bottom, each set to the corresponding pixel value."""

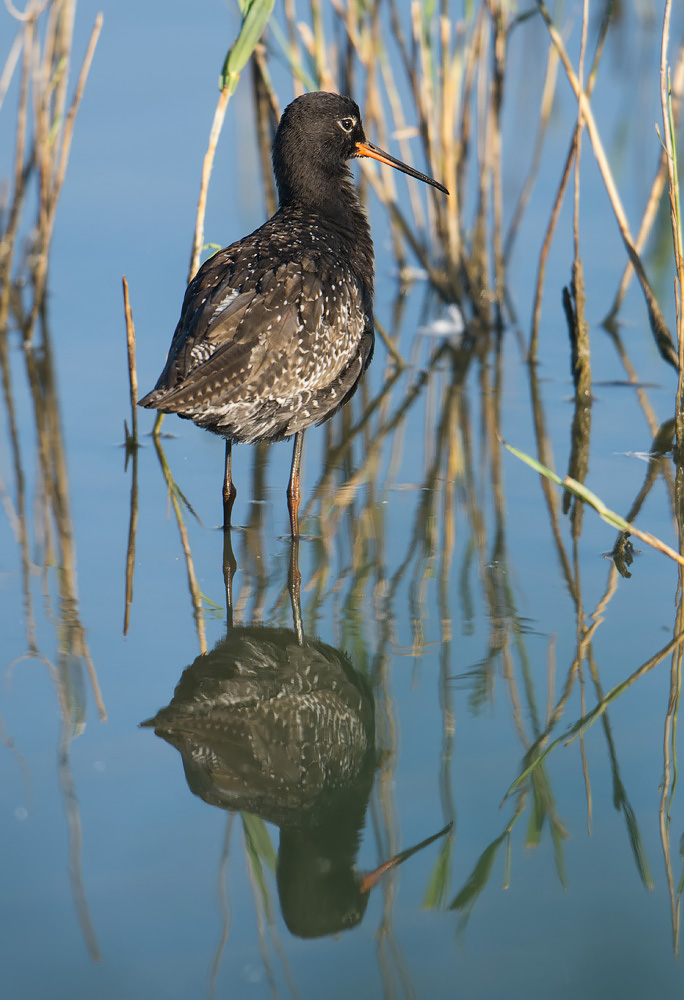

left=2, top=2, right=684, bottom=998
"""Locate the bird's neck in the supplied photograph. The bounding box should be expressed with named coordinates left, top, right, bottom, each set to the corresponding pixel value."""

left=280, top=174, right=374, bottom=289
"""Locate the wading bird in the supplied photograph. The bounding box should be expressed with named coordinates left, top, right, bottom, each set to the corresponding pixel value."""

left=139, top=91, right=448, bottom=536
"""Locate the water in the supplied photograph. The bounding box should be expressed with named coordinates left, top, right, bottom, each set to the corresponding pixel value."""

left=2, top=2, right=684, bottom=997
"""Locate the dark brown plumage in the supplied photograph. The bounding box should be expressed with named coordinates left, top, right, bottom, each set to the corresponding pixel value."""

left=139, top=91, right=448, bottom=535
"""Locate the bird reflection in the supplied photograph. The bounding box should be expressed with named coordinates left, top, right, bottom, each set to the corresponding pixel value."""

left=144, top=542, right=376, bottom=936
left=144, top=539, right=450, bottom=938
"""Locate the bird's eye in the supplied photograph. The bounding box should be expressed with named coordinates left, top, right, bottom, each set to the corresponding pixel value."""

left=338, top=117, right=356, bottom=133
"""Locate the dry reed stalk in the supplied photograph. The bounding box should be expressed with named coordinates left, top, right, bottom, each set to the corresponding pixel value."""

left=377, top=62, right=420, bottom=223
left=606, top=47, right=684, bottom=323
left=572, top=528, right=593, bottom=835
left=253, top=41, right=280, bottom=120
left=527, top=366, right=576, bottom=592
left=300, top=360, right=429, bottom=526
left=57, top=711, right=102, bottom=961
left=440, top=15, right=463, bottom=263
left=365, top=45, right=413, bottom=273
left=251, top=57, right=278, bottom=218
left=310, top=0, right=335, bottom=91
left=530, top=3, right=635, bottom=360
left=20, top=315, right=108, bottom=722
left=457, top=3, right=485, bottom=213
left=536, top=0, right=678, bottom=369
left=123, top=446, right=138, bottom=636
left=486, top=0, right=506, bottom=314
left=573, top=0, right=588, bottom=265
left=361, top=1, right=383, bottom=153
left=567, top=0, right=591, bottom=400
left=4, top=0, right=50, bottom=22
left=295, top=19, right=335, bottom=91
left=360, top=162, right=446, bottom=292
left=373, top=316, right=406, bottom=368
left=0, top=31, right=22, bottom=114
left=51, top=11, right=101, bottom=199
left=545, top=635, right=557, bottom=729
left=467, top=17, right=493, bottom=313
left=27, top=11, right=102, bottom=339
left=187, top=85, right=231, bottom=283
left=33, top=13, right=50, bottom=233
left=659, top=1, right=684, bottom=462
left=413, top=4, right=438, bottom=191
left=660, top=611, right=683, bottom=954
left=387, top=2, right=421, bottom=133
left=0, top=312, right=36, bottom=652
left=529, top=128, right=574, bottom=362
left=433, top=19, right=459, bottom=260
left=0, top=11, right=33, bottom=327
left=153, top=436, right=208, bottom=655
left=122, top=276, right=139, bottom=447
left=504, top=41, right=559, bottom=262
left=389, top=0, right=465, bottom=265
left=283, top=0, right=304, bottom=96
left=122, top=276, right=140, bottom=624
left=332, top=0, right=415, bottom=223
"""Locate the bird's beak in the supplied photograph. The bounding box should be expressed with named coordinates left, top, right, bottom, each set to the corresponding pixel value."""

left=355, top=140, right=449, bottom=195
left=358, top=822, right=453, bottom=894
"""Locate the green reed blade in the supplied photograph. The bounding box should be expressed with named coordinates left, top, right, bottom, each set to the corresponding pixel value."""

left=242, top=812, right=277, bottom=923
left=220, top=0, right=275, bottom=93
left=504, top=440, right=684, bottom=565
left=449, top=833, right=506, bottom=911
left=422, top=835, right=453, bottom=909
left=242, top=812, right=277, bottom=873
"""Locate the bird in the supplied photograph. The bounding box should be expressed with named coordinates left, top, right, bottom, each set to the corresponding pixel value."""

left=139, top=91, right=448, bottom=536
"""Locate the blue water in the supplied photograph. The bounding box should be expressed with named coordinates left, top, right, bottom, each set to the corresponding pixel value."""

left=2, top=2, right=684, bottom=997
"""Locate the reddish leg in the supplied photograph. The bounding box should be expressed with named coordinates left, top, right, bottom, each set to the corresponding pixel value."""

left=286, top=431, right=304, bottom=538
left=288, top=536, right=303, bottom=645
left=222, top=439, right=237, bottom=530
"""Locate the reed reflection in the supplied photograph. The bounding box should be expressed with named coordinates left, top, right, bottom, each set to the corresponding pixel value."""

left=1, top=234, right=104, bottom=966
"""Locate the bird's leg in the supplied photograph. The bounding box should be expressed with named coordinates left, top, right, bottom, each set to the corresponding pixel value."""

left=288, top=536, right=303, bottom=645
left=222, top=439, right=237, bottom=530
left=222, top=525, right=237, bottom=630
left=286, top=431, right=304, bottom=538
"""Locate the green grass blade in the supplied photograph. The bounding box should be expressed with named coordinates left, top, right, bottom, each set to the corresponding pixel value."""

left=503, top=440, right=684, bottom=566
left=242, top=812, right=277, bottom=872
left=549, top=816, right=568, bottom=889
left=621, top=798, right=654, bottom=890
left=242, top=813, right=277, bottom=923
left=422, top=835, right=453, bottom=909
left=449, top=834, right=506, bottom=911
left=220, top=0, right=276, bottom=93
left=525, top=778, right=545, bottom=847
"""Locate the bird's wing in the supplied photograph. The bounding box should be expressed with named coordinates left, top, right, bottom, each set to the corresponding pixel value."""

left=141, top=250, right=366, bottom=414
